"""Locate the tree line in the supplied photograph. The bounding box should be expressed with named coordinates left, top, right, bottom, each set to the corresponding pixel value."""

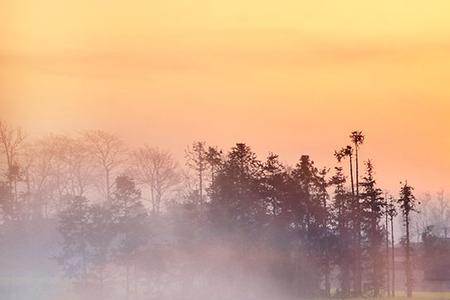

left=0, top=120, right=424, bottom=299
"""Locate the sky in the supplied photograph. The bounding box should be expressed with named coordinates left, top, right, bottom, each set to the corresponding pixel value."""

left=1, top=0, right=450, bottom=194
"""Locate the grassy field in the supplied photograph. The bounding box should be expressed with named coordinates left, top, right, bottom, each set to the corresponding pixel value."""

left=345, top=293, right=450, bottom=300
left=1, top=277, right=449, bottom=300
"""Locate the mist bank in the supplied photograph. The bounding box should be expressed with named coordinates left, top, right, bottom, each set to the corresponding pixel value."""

left=1, top=121, right=449, bottom=299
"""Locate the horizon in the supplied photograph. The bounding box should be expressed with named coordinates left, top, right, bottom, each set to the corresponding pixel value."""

left=2, top=1, right=450, bottom=194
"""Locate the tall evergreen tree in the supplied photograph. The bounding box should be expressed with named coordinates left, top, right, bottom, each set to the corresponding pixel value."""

left=205, top=146, right=223, bottom=185
left=87, top=204, right=115, bottom=289
left=350, top=130, right=365, bottom=296
left=57, top=195, right=91, bottom=283
left=209, top=143, right=264, bottom=238
left=330, top=166, right=352, bottom=297
left=290, top=155, right=329, bottom=296
left=185, top=141, right=208, bottom=206
left=386, top=196, right=398, bottom=296
left=110, top=175, right=147, bottom=300
left=398, top=182, right=419, bottom=298
left=359, top=160, right=385, bottom=296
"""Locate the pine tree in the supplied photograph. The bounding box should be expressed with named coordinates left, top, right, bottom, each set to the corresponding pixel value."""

left=110, top=175, right=147, bottom=300
left=398, top=182, right=419, bottom=298
left=386, top=197, right=398, bottom=296
left=330, top=166, right=352, bottom=297
left=57, top=195, right=91, bottom=284
left=185, top=141, right=208, bottom=206
left=350, top=130, right=365, bottom=296
left=261, top=153, right=287, bottom=218
left=290, top=155, right=329, bottom=296
left=87, top=204, right=115, bottom=289
left=209, top=143, right=264, bottom=238
left=359, top=160, right=385, bottom=296
left=205, top=146, right=223, bottom=184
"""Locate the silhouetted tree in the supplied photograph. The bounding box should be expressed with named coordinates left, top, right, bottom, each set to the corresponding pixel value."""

left=83, top=130, right=125, bottom=202
left=335, top=145, right=355, bottom=197
left=384, top=193, right=391, bottom=297
left=185, top=141, right=208, bottom=206
left=349, top=130, right=365, bottom=296
left=0, top=120, right=26, bottom=219
left=87, top=204, right=115, bottom=289
left=210, top=143, right=264, bottom=238
left=290, top=155, right=329, bottom=296
left=330, top=166, right=352, bottom=297
left=0, top=180, right=13, bottom=222
left=398, top=182, right=419, bottom=298
left=359, top=160, right=385, bottom=296
left=205, top=145, right=223, bottom=184
left=57, top=195, right=91, bottom=283
left=110, top=175, right=147, bottom=300
left=131, top=147, right=179, bottom=214
left=386, top=196, right=398, bottom=297
left=261, top=153, right=287, bottom=217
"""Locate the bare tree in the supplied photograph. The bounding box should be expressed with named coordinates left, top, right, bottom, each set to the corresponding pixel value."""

left=61, top=136, right=96, bottom=198
left=0, top=120, right=26, bottom=218
left=131, top=146, right=179, bottom=214
left=83, top=130, right=125, bottom=202
left=22, top=137, right=58, bottom=219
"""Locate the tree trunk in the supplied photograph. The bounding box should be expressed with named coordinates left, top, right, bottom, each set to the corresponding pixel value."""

left=106, top=168, right=111, bottom=203
left=386, top=211, right=391, bottom=297
left=405, top=215, right=412, bottom=298
left=199, top=167, right=203, bottom=206
left=391, top=216, right=395, bottom=297
left=349, top=156, right=355, bottom=196
left=324, top=266, right=331, bottom=297
left=354, top=146, right=362, bottom=296
left=134, top=262, right=138, bottom=299
left=150, top=187, right=156, bottom=214
left=126, top=264, right=130, bottom=300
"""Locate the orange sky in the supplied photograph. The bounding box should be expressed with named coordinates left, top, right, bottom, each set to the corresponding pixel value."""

left=1, top=0, right=450, bottom=194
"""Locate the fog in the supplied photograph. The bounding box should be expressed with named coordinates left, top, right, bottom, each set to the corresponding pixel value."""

left=0, top=123, right=449, bottom=299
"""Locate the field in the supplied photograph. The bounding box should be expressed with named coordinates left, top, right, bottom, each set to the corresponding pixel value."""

left=340, top=294, right=450, bottom=300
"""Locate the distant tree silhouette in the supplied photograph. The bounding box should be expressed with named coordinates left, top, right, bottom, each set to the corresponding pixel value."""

left=384, top=193, right=391, bottom=297
left=261, top=153, right=287, bottom=217
left=0, top=120, right=26, bottom=219
left=83, top=130, right=125, bottom=202
left=359, top=160, right=385, bottom=296
left=386, top=195, right=398, bottom=297
left=335, top=145, right=355, bottom=197
left=131, top=146, right=179, bottom=214
left=205, top=145, right=223, bottom=184
left=350, top=130, right=365, bottom=296
left=330, top=166, right=352, bottom=297
left=290, top=155, right=329, bottom=296
left=398, top=182, right=419, bottom=298
left=0, top=180, right=13, bottom=222
left=210, top=143, right=263, bottom=237
left=185, top=141, right=208, bottom=206
left=110, top=175, right=147, bottom=300
left=87, top=203, right=115, bottom=290
left=57, top=195, right=91, bottom=283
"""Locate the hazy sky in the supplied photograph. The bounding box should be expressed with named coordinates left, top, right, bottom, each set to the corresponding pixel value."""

left=1, top=0, right=450, bottom=193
